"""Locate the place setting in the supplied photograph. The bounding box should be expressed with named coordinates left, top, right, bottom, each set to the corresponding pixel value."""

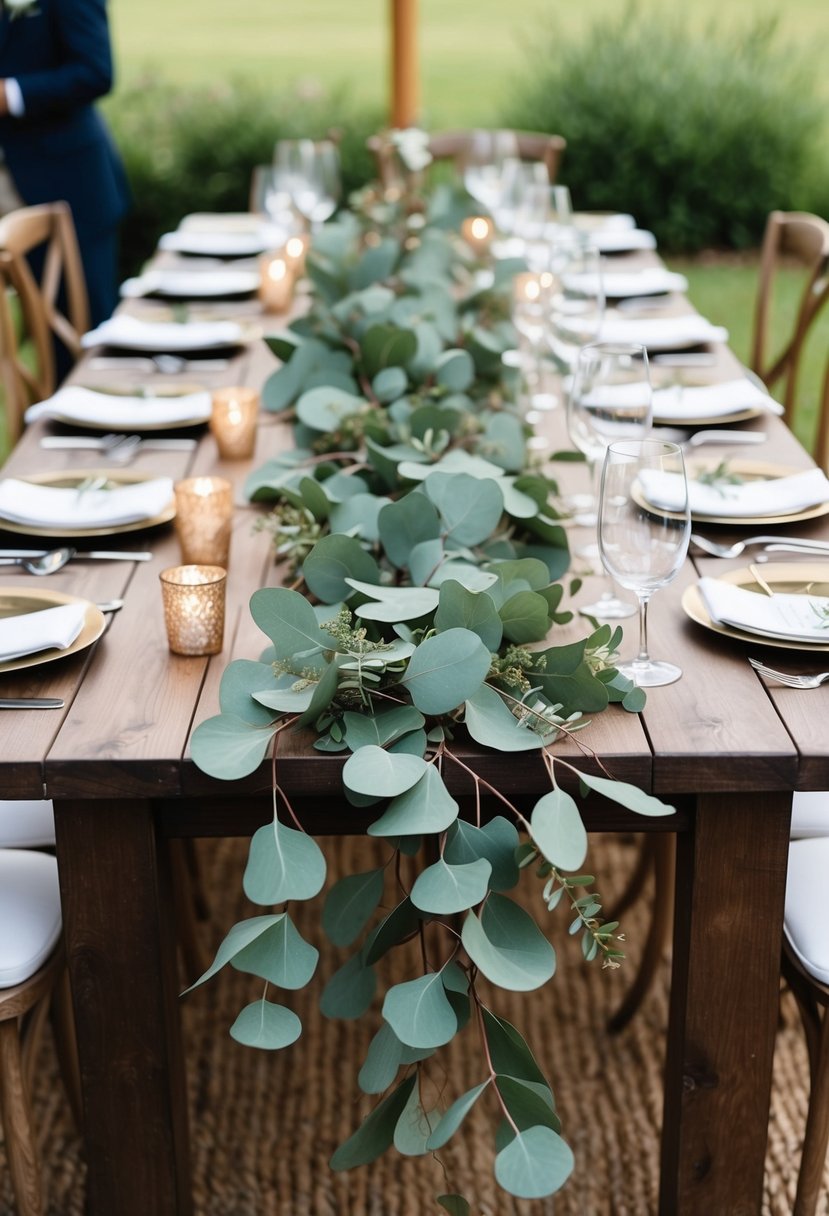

left=0, top=468, right=176, bottom=538
left=633, top=459, right=829, bottom=526
left=683, top=561, right=829, bottom=652
left=80, top=312, right=254, bottom=356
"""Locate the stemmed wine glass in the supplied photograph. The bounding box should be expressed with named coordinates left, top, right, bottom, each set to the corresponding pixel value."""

left=545, top=236, right=605, bottom=374
left=273, top=139, right=340, bottom=229
left=598, top=440, right=691, bottom=685
left=462, top=130, right=519, bottom=216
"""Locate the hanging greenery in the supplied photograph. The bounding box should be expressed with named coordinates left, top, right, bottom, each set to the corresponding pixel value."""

left=189, top=183, right=674, bottom=1209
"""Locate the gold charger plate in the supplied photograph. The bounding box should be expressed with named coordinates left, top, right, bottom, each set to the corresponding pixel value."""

left=0, top=468, right=176, bottom=538
left=652, top=405, right=765, bottom=427
left=0, top=588, right=105, bottom=675
left=636, top=459, right=829, bottom=526
left=65, top=382, right=210, bottom=432
left=682, top=562, right=829, bottom=652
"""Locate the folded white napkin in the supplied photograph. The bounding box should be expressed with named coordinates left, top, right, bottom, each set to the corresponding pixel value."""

left=179, top=212, right=268, bottom=233
left=599, top=314, right=728, bottom=351
left=698, top=577, right=829, bottom=643
left=120, top=268, right=259, bottom=299
left=587, top=228, right=657, bottom=254
left=652, top=378, right=783, bottom=421
left=0, top=601, right=86, bottom=662
left=81, top=314, right=244, bottom=353
left=639, top=466, right=829, bottom=518
left=572, top=212, right=636, bottom=233
left=0, top=477, right=174, bottom=528
left=25, top=386, right=212, bottom=429
left=564, top=268, right=688, bottom=299
left=158, top=226, right=286, bottom=257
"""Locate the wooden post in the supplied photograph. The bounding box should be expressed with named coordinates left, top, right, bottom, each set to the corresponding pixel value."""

left=391, top=0, right=419, bottom=129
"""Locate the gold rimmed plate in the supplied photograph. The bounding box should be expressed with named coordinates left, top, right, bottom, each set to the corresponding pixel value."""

left=61, top=382, right=211, bottom=432
left=652, top=405, right=765, bottom=427
left=682, top=562, right=829, bottom=652
left=0, top=468, right=175, bottom=538
left=635, top=459, right=829, bottom=526
left=0, top=588, right=105, bottom=675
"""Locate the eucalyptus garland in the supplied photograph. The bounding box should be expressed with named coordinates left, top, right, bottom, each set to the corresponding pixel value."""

left=190, top=186, right=674, bottom=1209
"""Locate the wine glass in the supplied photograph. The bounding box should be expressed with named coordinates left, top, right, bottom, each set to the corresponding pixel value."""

left=273, top=139, right=340, bottom=229
left=545, top=237, right=605, bottom=374
left=598, top=440, right=691, bottom=686
left=462, top=129, right=519, bottom=215
left=566, top=343, right=652, bottom=616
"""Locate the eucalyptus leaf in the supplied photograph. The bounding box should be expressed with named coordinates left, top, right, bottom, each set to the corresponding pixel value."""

left=372, top=366, right=408, bottom=402
left=383, top=972, right=458, bottom=1049
left=343, top=706, right=425, bottom=751
left=410, top=857, right=492, bottom=915
left=296, top=385, right=366, bottom=434
left=426, top=1081, right=491, bottom=1151
left=190, top=714, right=276, bottom=781
left=576, top=770, right=675, bottom=817
left=378, top=493, right=441, bottom=569
left=494, top=1126, right=574, bottom=1199
left=496, top=1075, right=559, bottom=1135
left=437, top=1197, right=471, bottom=1216
left=443, top=816, right=521, bottom=891
left=361, top=324, right=418, bottom=378
left=346, top=579, right=440, bottom=622
left=364, top=897, right=420, bottom=965
left=499, top=590, right=551, bottom=644
left=329, top=493, right=388, bottom=542
left=322, top=868, right=385, bottom=947
left=435, top=580, right=503, bottom=650
left=243, top=817, right=327, bottom=905
left=229, top=999, right=302, bottom=1051
left=330, top=1075, right=416, bottom=1170
left=434, top=348, right=474, bottom=392
left=393, top=1082, right=441, bottom=1156
left=232, top=913, right=319, bottom=989
left=358, top=1021, right=403, bottom=1094
left=401, top=628, right=491, bottom=715
left=464, top=684, right=556, bottom=753
left=342, top=746, right=428, bottom=798
left=184, top=914, right=282, bottom=993
left=481, top=1009, right=550, bottom=1088
left=425, top=472, right=504, bottom=547
left=250, top=587, right=332, bottom=659
left=531, top=789, right=588, bottom=872
left=368, top=766, right=459, bottom=837
left=408, top=537, right=445, bottom=586
left=302, top=533, right=381, bottom=603
left=218, top=660, right=279, bottom=726
left=462, top=894, right=556, bottom=991
left=319, top=951, right=377, bottom=1020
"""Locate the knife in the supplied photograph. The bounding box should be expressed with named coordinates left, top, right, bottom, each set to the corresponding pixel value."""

left=0, top=549, right=153, bottom=561
left=40, top=436, right=198, bottom=451
left=0, top=698, right=64, bottom=709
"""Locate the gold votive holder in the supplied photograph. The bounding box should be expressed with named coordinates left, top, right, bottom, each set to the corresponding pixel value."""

left=210, top=386, right=259, bottom=460
left=259, top=253, right=296, bottom=313
left=159, top=565, right=226, bottom=656
left=461, top=215, right=494, bottom=255
left=283, top=234, right=310, bottom=276
left=174, top=476, right=233, bottom=566
left=513, top=271, right=544, bottom=305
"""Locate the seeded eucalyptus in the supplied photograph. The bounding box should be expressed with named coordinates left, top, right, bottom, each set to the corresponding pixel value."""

left=190, top=185, right=673, bottom=1206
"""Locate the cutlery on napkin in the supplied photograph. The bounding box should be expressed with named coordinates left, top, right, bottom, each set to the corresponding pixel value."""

left=0, top=477, right=174, bottom=529
left=698, top=577, right=829, bottom=643
left=40, top=434, right=198, bottom=453
left=651, top=378, right=783, bottom=422
left=0, top=601, right=86, bottom=662
left=26, top=386, right=212, bottom=430
left=638, top=466, right=829, bottom=518
left=80, top=314, right=245, bottom=353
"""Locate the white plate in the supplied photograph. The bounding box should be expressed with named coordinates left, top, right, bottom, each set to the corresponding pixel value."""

left=120, top=269, right=260, bottom=299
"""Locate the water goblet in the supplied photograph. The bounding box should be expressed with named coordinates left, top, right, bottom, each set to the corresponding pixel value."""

left=598, top=440, right=691, bottom=686
left=545, top=237, right=605, bottom=374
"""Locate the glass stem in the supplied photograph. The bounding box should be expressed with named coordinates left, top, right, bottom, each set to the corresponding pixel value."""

left=636, top=593, right=651, bottom=662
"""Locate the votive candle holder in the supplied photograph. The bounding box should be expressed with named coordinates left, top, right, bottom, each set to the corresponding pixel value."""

left=259, top=253, right=296, bottom=313
left=174, top=476, right=233, bottom=566
left=159, top=565, right=226, bottom=656
left=210, top=386, right=259, bottom=459
left=461, top=215, right=494, bottom=255
left=283, top=234, right=310, bottom=276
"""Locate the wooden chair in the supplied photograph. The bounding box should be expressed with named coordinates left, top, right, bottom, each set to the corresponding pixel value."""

left=751, top=210, right=829, bottom=427
left=367, top=127, right=567, bottom=190
left=0, top=201, right=90, bottom=443
left=815, top=348, right=829, bottom=473
left=0, top=848, right=78, bottom=1216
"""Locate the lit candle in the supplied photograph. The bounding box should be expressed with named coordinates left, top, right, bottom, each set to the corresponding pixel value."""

left=513, top=271, right=544, bottom=305
left=210, top=387, right=259, bottom=460
left=174, top=476, right=233, bottom=566
left=259, top=253, right=296, bottom=313
left=461, top=215, right=494, bottom=255
left=159, top=565, right=227, bottom=656
left=283, top=234, right=310, bottom=276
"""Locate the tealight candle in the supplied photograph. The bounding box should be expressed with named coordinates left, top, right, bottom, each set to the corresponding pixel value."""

left=513, top=271, right=544, bottom=305
left=159, top=565, right=226, bottom=656
left=174, top=476, right=233, bottom=566
left=283, top=234, right=310, bottom=276
left=461, top=215, right=494, bottom=255
left=210, top=386, right=259, bottom=460
left=259, top=253, right=296, bottom=313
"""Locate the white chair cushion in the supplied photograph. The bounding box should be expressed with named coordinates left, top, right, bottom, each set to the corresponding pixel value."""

left=785, top=837, right=829, bottom=985
left=790, top=791, right=829, bottom=840
left=0, top=799, right=55, bottom=848
left=0, top=849, right=62, bottom=988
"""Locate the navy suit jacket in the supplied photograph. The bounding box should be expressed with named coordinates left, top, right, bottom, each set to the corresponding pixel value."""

left=0, top=0, right=130, bottom=321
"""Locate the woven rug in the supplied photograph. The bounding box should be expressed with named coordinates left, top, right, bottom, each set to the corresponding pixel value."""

left=3, top=834, right=827, bottom=1216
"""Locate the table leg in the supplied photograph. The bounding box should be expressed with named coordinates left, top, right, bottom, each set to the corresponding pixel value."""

left=660, top=791, right=791, bottom=1215
left=54, top=799, right=192, bottom=1216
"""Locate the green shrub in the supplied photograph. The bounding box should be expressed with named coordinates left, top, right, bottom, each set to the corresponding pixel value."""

left=504, top=9, right=829, bottom=251
left=104, top=80, right=381, bottom=275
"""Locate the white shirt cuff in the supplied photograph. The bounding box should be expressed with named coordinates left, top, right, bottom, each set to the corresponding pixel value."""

left=5, top=79, right=25, bottom=117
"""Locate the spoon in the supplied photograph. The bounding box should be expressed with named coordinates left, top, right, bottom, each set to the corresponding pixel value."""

left=0, top=547, right=75, bottom=576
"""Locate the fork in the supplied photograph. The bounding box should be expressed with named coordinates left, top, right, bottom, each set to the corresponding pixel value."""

left=748, top=657, right=829, bottom=688
left=691, top=533, right=829, bottom=558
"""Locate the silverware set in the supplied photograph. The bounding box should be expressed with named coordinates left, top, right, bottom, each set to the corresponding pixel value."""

left=87, top=355, right=230, bottom=373
left=749, top=658, right=829, bottom=689
left=0, top=547, right=152, bottom=574
left=691, top=533, right=829, bottom=559
left=41, top=433, right=197, bottom=463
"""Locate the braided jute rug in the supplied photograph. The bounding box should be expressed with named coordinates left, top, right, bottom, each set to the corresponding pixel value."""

left=3, top=834, right=826, bottom=1216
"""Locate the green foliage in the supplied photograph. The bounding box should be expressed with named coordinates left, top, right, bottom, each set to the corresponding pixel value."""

left=506, top=9, right=829, bottom=251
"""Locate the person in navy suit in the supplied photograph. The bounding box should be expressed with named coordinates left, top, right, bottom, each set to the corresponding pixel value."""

left=0, top=0, right=130, bottom=326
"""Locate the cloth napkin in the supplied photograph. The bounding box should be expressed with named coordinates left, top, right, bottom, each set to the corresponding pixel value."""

left=158, top=226, right=285, bottom=257
left=698, top=577, right=829, bottom=644
left=587, top=228, right=657, bottom=254
left=179, top=212, right=267, bottom=233
left=638, top=466, right=829, bottom=518
left=565, top=268, right=688, bottom=299
left=81, top=314, right=244, bottom=353
left=572, top=212, right=636, bottom=232
left=0, top=601, right=87, bottom=662
left=652, top=378, right=783, bottom=422
left=25, top=386, right=212, bottom=429
left=0, top=477, right=174, bottom=529
left=599, top=314, right=728, bottom=351
left=120, top=268, right=259, bottom=299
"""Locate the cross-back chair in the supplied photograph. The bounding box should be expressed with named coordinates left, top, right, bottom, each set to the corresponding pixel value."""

left=751, top=210, right=829, bottom=427
left=367, top=127, right=567, bottom=191
left=0, top=201, right=89, bottom=443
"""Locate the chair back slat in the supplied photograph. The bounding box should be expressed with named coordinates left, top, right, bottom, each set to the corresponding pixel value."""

left=367, top=127, right=567, bottom=189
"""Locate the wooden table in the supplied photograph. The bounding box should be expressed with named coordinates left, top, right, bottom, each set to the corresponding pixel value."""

left=2, top=239, right=829, bottom=1215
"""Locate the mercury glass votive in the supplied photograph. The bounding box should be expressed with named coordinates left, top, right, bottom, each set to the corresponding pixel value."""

left=283, top=234, right=310, bottom=276
left=210, top=387, right=259, bottom=459
left=174, top=476, right=233, bottom=566
left=461, top=215, right=494, bottom=255
left=259, top=253, right=296, bottom=313
left=159, top=565, right=226, bottom=656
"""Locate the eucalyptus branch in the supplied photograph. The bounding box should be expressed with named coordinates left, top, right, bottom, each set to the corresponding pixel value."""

left=442, top=747, right=530, bottom=832
left=472, top=988, right=519, bottom=1137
